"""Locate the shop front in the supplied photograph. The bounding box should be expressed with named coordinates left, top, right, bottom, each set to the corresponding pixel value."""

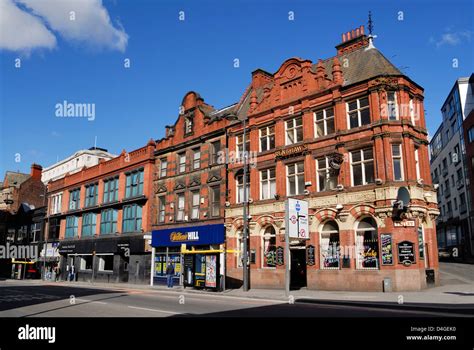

left=57, top=234, right=150, bottom=284
left=151, top=224, right=225, bottom=290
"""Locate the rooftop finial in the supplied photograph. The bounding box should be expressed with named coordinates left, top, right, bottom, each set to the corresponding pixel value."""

left=366, top=11, right=377, bottom=50
left=368, top=11, right=374, bottom=36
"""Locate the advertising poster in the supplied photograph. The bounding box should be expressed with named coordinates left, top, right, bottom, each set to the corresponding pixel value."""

left=205, top=255, right=217, bottom=288
left=380, top=234, right=393, bottom=265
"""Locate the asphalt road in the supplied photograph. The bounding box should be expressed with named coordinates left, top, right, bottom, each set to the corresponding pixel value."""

left=0, top=281, right=470, bottom=317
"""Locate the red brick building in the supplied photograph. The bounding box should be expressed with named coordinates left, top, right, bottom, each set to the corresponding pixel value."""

left=150, top=92, right=232, bottom=288
left=224, top=26, right=439, bottom=291
left=0, top=164, right=45, bottom=213
left=47, top=142, right=155, bottom=284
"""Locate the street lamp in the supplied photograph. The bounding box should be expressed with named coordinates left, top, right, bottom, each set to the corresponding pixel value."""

left=242, top=115, right=250, bottom=292
left=228, top=113, right=250, bottom=291
left=40, top=184, right=48, bottom=281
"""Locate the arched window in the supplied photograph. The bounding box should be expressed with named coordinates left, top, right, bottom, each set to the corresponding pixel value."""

left=356, top=217, right=379, bottom=269
left=262, top=226, right=276, bottom=268
left=320, top=221, right=340, bottom=269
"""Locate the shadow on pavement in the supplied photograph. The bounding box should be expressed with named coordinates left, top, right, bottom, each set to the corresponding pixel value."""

left=294, top=298, right=474, bottom=316
left=0, top=284, right=120, bottom=312
left=169, top=301, right=472, bottom=318
left=444, top=292, right=474, bottom=296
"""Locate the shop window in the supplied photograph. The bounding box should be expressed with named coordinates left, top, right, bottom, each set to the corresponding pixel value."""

left=286, top=116, right=303, bottom=145
left=262, top=226, right=276, bottom=268
left=314, top=107, right=335, bottom=138
left=320, top=221, right=340, bottom=269
left=125, top=168, right=144, bottom=198
left=351, top=148, right=374, bottom=186
left=316, top=157, right=337, bottom=191
left=260, top=125, right=275, bottom=151
left=122, top=204, right=142, bottom=233
left=99, top=255, right=114, bottom=272
left=347, top=97, right=370, bottom=129
left=80, top=255, right=93, bottom=270
left=356, top=217, right=379, bottom=270
left=287, top=162, right=305, bottom=195
left=260, top=168, right=276, bottom=200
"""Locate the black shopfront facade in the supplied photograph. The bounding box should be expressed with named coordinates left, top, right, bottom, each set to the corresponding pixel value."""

left=58, top=234, right=151, bottom=284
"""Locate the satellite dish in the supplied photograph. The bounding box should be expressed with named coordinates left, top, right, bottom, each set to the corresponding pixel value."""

left=396, top=187, right=411, bottom=208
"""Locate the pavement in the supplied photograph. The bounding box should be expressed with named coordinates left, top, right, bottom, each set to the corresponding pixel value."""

left=0, top=262, right=472, bottom=317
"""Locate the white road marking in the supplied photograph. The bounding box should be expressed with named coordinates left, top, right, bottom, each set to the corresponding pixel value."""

left=127, top=305, right=179, bottom=315
left=75, top=298, right=107, bottom=305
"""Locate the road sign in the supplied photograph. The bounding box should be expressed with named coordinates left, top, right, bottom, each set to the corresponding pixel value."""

left=286, top=198, right=309, bottom=240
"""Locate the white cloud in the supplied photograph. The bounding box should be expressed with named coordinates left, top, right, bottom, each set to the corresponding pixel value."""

left=433, top=30, right=472, bottom=48
left=0, top=0, right=56, bottom=52
left=0, top=0, right=128, bottom=53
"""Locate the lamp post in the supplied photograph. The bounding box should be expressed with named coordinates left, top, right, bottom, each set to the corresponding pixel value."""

left=242, top=115, right=250, bottom=292
left=40, top=184, right=48, bottom=281
left=228, top=112, right=250, bottom=291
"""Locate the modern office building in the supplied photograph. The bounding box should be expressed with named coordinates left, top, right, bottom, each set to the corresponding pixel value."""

left=430, top=75, right=474, bottom=259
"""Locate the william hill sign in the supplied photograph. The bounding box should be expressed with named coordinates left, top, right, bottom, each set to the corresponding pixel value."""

left=152, top=224, right=224, bottom=247
left=170, top=231, right=200, bottom=242
left=274, top=144, right=308, bottom=159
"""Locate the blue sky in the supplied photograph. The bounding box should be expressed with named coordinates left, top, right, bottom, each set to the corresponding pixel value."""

left=1, top=0, right=473, bottom=176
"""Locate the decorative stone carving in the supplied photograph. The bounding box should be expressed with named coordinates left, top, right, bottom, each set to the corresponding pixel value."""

left=337, top=210, right=350, bottom=222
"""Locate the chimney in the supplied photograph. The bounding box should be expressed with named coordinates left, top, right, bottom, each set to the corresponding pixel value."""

left=336, top=25, right=369, bottom=55
left=251, top=69, right=273, bottom=89
left=30, top=163, right=42, bottom=180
